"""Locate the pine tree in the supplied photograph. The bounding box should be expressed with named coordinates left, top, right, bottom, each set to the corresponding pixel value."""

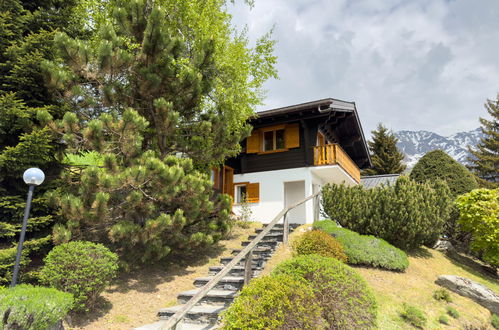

left=363, top=124, right=406, bottom=175
left=468, top=94, right=499, bottom=185
left=43, top=0, right=276, bottom=264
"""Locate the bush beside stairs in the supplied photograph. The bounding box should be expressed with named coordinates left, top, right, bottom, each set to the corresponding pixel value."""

left=136, top=223, right=298, bottom=330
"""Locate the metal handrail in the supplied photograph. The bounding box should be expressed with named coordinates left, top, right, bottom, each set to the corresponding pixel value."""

left=160, top=191, right=321, bottom=329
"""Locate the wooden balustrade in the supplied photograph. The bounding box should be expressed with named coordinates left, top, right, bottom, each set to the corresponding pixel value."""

left=313, top=144, right=360, bottom=183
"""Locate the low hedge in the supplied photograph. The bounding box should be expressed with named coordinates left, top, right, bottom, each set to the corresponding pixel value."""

left=292, top=229, right=348, bottom=262
left=0, top=284, right=73, bottom=329
left=314, top=220, right=409, bottom=272
left=221, top=274, right=325, bottom=329
left=273, top=255, right=377, bottom=329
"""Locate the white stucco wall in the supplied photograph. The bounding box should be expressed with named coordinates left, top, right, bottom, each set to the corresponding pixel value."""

left=232, top=167, right=313, bottom=224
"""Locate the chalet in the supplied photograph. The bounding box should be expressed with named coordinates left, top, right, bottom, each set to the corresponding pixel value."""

left=214, top=98, right=371, bottom=224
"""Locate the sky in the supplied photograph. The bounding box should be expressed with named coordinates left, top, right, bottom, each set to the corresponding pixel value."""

left=228, top=0, right=499, bottom=137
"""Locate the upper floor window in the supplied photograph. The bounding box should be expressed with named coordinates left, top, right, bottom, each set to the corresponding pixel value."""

left=263, top=128, right=285, bottom=151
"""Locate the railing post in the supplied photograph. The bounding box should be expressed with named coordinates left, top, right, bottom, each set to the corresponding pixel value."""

left=314, top=195, right=320, bottom=223
left=244, top=248, right=253, bottom=286
left=283, top=212, right=289, bottom=245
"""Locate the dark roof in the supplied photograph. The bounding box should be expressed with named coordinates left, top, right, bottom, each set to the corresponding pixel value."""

left=361, top=174, right=400, bottom=188
left=254, top=98, right=372, bottom=168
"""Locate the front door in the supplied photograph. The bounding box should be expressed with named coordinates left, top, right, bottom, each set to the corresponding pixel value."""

left=284, top=181, right=306, bottom=224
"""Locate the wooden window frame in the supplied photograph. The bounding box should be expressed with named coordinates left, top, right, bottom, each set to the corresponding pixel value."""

left=233, top=181, right=259, bottom=204
left=259, top=125, right=288, bottom=154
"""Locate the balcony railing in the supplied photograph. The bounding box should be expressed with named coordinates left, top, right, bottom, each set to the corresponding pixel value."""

left=313, top=144, right=361, bottom=183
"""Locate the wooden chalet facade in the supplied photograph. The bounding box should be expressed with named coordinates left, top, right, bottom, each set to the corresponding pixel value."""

left=216, top=98, right=371, bottom=224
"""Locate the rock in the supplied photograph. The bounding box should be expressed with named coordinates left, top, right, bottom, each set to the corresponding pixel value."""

left=435, top=275, right=499, bottom=314
left=433, top=239, right=455, bottom=253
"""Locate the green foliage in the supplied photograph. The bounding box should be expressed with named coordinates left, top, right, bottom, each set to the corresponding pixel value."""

left=363, top=123, right=406, bottom=175
left=44, top=0, right=276, bottom=166
left=221, top=274, right=325, bottom=329
left=47, top=110, right=232, bottom=264
left=314, top=220, right=409, bottom=271
left=400, top=303, right=426, bottom=328
left=0, top=0, right=89, bottom=286
left=456, top=189, right=499, bottom=267
left=439, top=314, right=449, bottom=325
left=0, top=284, right=73, bottom=330
left=468, top=94, right=499, bottom=185
left=39, top=241, right=118, bottom=311
left=433, top=288, right=452, bottom=303
left=410, top=149, right=478, bottom=197
left=292, top=229, right=348, bottom=263
left=492, top=314, right=499, bottom=329
left=321, top=176, right=452, bottom=250
left=273, top=255, right=378, bottom=329
left=446, top=306, right=460, bottom=319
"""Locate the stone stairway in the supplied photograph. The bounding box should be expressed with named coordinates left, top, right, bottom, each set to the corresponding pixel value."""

left=136, top=223, right=297, bottom=330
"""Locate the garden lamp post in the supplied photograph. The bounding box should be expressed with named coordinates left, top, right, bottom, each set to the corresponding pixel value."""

left=10, top=168, right=45, bottom=287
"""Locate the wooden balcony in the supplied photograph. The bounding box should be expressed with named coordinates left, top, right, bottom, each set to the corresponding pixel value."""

left=313, top=144, right=361, bottom=183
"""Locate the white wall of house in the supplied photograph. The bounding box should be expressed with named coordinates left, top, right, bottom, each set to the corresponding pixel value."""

left=232, top=165, right=357, bottom=224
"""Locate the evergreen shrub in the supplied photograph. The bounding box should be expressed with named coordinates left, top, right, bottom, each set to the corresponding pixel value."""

left=410, top=150, right=478, bottom=197
left=321, top=176, right=452, bottom=250
left=221, top=274, right=325, bottom=329
left=314, top=220, right=409, bottom=271
left=439, top=314, right=449, bottom=325
left=292, top=229, right=347, bottom=262
left=492, top=314, right=499, bottom=329
left=446, top=306, right=460, bottom=319
left=273, top=255, right=377, bottom=329
left=40, top=241, right=119, bottom=311
left=0, top=284, right=73, bottom=329
left=400, top=303, right=426, bottom=328
left=433, top=288, right=452, bottom=302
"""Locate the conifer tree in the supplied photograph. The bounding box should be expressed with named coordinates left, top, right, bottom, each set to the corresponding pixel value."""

left=0, top=0, right=87, bottom=285
left=363, top=123, right=406, bottom=175
left=468, top=94, right=499, bottom=185
left=43, top=0, right=276, bottom=264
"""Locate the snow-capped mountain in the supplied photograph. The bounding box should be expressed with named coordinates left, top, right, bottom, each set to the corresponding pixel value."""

left=395, top=128, right=484, bottom=168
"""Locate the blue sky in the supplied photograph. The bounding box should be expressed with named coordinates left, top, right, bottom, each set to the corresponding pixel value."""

left=229, top=0, right=499, bottom=136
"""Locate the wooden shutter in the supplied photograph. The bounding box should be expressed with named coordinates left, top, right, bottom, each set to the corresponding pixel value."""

left=223, top=166, right=234, bottom=200
left=285, top=123, right=300, bottom=149
left=246, top=182, right=260, bottom=203
left=246, top=129, right=260, bottom=153
left=212, top=168, right=220, bottom=189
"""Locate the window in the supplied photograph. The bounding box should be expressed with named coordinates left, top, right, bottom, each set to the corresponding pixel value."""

left=234, top=182, right=260, bottom=203
left=235, top=184, right=247, bottom=203
left=263, top=128, right=286, bottom=151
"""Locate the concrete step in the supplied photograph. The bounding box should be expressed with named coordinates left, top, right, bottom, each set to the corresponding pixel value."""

left=248, top=233, right=283, bottom=242
left=158, top=304, right=225, bottom=325
left=263, top=223, right=300, bottom=229
left=231, top=247, right=273, bottom=258
left=208, top=265, right=261, bottom=277
left=241, top=240, right=279, bottom=249
left=136, top=320, right=217, bottom=330
left=254, top=228, right=285, bottom=235
left=220, top=256, right=266, bottom=268
left=194, top=276, right=245, bottom=291
left=177, top=288, right=238, bottom=306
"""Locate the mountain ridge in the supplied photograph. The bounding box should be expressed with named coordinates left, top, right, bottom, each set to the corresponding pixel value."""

left=395, top=128, right=484, bottom=168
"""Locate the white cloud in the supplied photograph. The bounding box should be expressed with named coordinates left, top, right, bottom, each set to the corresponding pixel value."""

left=228, top=0, right=499, bottom=136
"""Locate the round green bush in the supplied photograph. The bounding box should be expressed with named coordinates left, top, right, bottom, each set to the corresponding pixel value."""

left=221, top=274, right=325, bottom=329
left=0, top=284, right=73, bottom=329
left=40, top=241, right=119, bottom=311
left=292, top=229, right=348, bottom=263
left=410, top=150, right=478, bottom=197
left=314, top=220, right=409, bottom=271
left=273, top=255, right=377, bottom=329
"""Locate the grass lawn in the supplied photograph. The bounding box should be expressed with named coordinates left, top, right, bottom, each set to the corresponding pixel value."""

left=262, top=225, right=498, bottom=329
left=68, top=222, right=261, bottom=330
left=357, top=247, right=498, bottom=329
